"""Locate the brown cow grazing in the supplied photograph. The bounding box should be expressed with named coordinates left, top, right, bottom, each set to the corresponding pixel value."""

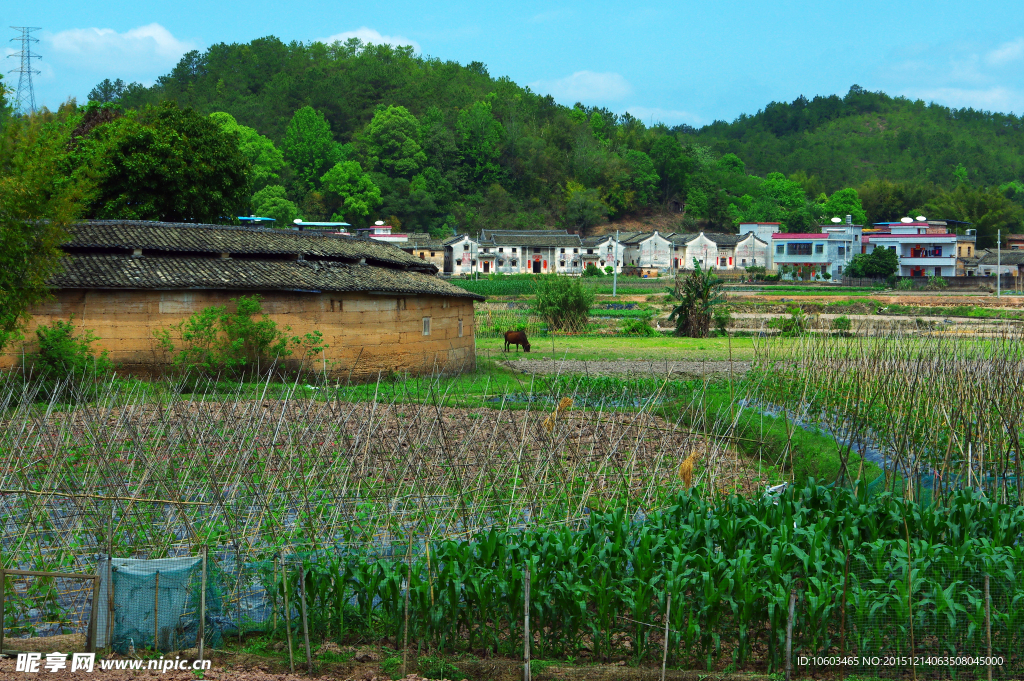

left=504, top=330, right=531, bottom=353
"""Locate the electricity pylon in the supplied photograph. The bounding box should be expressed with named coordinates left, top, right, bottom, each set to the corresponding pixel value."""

left=7, top=26, right=41, bottom=115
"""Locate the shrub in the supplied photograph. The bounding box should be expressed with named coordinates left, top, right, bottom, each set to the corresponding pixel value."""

left=582, top=263, right=604, bottom=277
left=822, top=271, right=832, bottom=281
left=620, top=318, right=657, bottom=336
left=926, top=275, right=948, bottom=290
left=831, top=315, right=852, bottom=333
left=712, top=305, right=732, bottom=335
left=29, top=317, right=114, bottom=399
left=533, top=276, right=594, bottom=332
left=155, top=294, right=327, bottom=378
left=746, top=265, right=767, bottom=281
left=604, top=266, right=614, bottom=274
left=769, top=306, right=808, bottom=336
left=896, top=278, right=915, bottom=291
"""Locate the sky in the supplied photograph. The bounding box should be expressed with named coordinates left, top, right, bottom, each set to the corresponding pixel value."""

left=8, top=0, right=1024, bottom=126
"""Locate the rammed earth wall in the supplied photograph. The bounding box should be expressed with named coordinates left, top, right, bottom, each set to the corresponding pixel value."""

left=4, top=290, right=476, bottom=379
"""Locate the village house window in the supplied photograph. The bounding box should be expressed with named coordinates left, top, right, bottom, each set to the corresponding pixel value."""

left=511, top=259, right=517, bottom=266
left=419, top=253, right=425, bottom=259
left=498, top=247, right=503, bottom=252
left=838, top=265, right=843, bottom=274
left=533, top=248, right=540, bottom=254
left=587, top=249, right=593, bottom=254
left=512, top=248, right=517, bottom=253
left=498, top=259, right=504, bottom=266
left=430, top=251, right=435, bottom=257
left=422, top=317, right=431, bottom=335
left=458, top=319, right=463, bottom=337
left=815, top=244, right=824, bottom=254
left=573, top=248, right=578, bottom=253
left=720, top=257, right=727, bottom=266
left=463, top=244, right=469, bottom=250
left=560, top=260, right=566, bottom=267
left=741, top=258, right=746, bottom=265
left=838, top=246, right=845, bottom=255
left=776, top=244, right=784, bottom=254
left=788, top=243, right=812, bottom=256
left=560, top=248, right=566, bottom=253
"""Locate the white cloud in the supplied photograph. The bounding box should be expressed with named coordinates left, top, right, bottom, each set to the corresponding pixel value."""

left=626, top=106, right=703, bottom=127
left=318, top=27, right=421, bottom=54
left=47, top=23, right=196, bottom=76
left=986, top=37, right=1024, bottom=66
left=529, top=71, right=632, bottom=103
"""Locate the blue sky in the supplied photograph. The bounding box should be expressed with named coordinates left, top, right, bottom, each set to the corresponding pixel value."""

left=10, top=0, right=1024, bottom=125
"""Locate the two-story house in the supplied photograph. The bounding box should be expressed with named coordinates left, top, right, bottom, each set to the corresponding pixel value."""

left=868, top=221, right=957, bottom=277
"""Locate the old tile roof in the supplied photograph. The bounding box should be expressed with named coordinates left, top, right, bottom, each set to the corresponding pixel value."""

left=64, top=221, right=435, bottom=272
left=487, top=234, right=583, bottom=247
left=54, top=222, right=483, bottom=300
left=977, top=250, right=1024, bottom=265
left=700, top=232, right=743, bottom=246
left=479, top=229, right=571, bottom=240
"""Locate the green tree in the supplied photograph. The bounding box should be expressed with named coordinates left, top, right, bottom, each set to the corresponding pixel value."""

left=563, top=181, right=607, bottom=232
left=924, top=185, right=1024, bottom=248
left=283, top=106, right=342, bottom=191
left=88, top=78, right=128, bottom=103
left=320, top=160, right=382, bottom=223
left=717, top=153, right=745, bottom=174
left=845, top=246, right=899, bottom=278
left=363, top=105, right=427, bottom=178
left=821, top=187, right=868, bottom=224
left=210, top=112, right=285, bottom=190
left=79, top=102, right=249, bottom=222
left=621, top=150, right=659, bottom=207
left=252, top=185, right=299, bottom=226
left=0, top=111, right=89, bottom=351
left=456, top=100, right=504, bottom=189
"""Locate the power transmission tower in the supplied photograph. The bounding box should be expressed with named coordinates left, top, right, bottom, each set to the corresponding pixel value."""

left=8, top=26, right=42, bottom=115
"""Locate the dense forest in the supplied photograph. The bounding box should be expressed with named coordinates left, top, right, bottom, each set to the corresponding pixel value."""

left=6, top=36, right=1024, bottom=247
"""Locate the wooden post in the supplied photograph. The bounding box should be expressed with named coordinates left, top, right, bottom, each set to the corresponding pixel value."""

left=282, top=561, right=294, bottom=673
left=785, top=588, right=796, bottom=681
left=107, top=558, right=116, bottom=652
left=299, top=569, right=313, bottom=673
left=87, top=575, right=100, bottom=653
left=523, top=567, right=531, bottom=681
left=985, top=574, right=992, bottom=681
left=153, top=571, right=160, bottom=653
left=198, top=548, right=208, bottom=662
left=660, top=593, right=671, bottom=681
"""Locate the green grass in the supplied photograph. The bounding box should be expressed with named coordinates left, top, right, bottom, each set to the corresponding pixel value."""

left=730, top=286, right=885, bottom=296
left=476, top=334, right=774, bottom=361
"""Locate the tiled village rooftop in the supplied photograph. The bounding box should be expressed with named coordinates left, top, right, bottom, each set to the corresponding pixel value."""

left=53, top=222, right=484, bottom=300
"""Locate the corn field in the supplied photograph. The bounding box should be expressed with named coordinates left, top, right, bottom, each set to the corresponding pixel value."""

left=3, top=324, right=1024, bottom=676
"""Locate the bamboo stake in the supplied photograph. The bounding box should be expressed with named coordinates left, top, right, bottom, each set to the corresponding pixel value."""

left=299, top=568, right=312, bottom=673
left=282, top=560, right=294, bottom=673
left=524, top=567, right=531, bottom=681
left=785, top=588, right=796, bottom=681
left=985, top=574, right=992, bottom=681
left=660, top=593, right=671, bottom=681
left=87, top=574, right=100, bottom=654
left=199, top=548, right=207, bottom=662
left=153, top=570, right=160, bottom=653
left=403, top=530, right=412, bottom=677
left=0, top=569, right=5, bottom=655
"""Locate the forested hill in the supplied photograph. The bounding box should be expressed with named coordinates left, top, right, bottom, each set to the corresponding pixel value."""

left=693, top=86, right=1024, bottom=190
left=76, top=37, right=1024, bottom=243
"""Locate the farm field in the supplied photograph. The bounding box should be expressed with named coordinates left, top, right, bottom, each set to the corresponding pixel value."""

left=2, top=325, right=1023, bottom=679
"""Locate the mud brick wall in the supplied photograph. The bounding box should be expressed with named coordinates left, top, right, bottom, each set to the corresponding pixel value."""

left=2, top=289, right=476, bottom=380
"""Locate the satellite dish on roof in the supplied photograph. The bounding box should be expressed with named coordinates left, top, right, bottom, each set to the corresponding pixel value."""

left=901, top=217, right=913, bottom=223
left=915, top=215, right=927, bottom=221
left=831, top=217, right=842, bottom=223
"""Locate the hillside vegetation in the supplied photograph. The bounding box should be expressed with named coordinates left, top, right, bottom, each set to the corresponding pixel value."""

left=9, top=37, right=1024, bottom=247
